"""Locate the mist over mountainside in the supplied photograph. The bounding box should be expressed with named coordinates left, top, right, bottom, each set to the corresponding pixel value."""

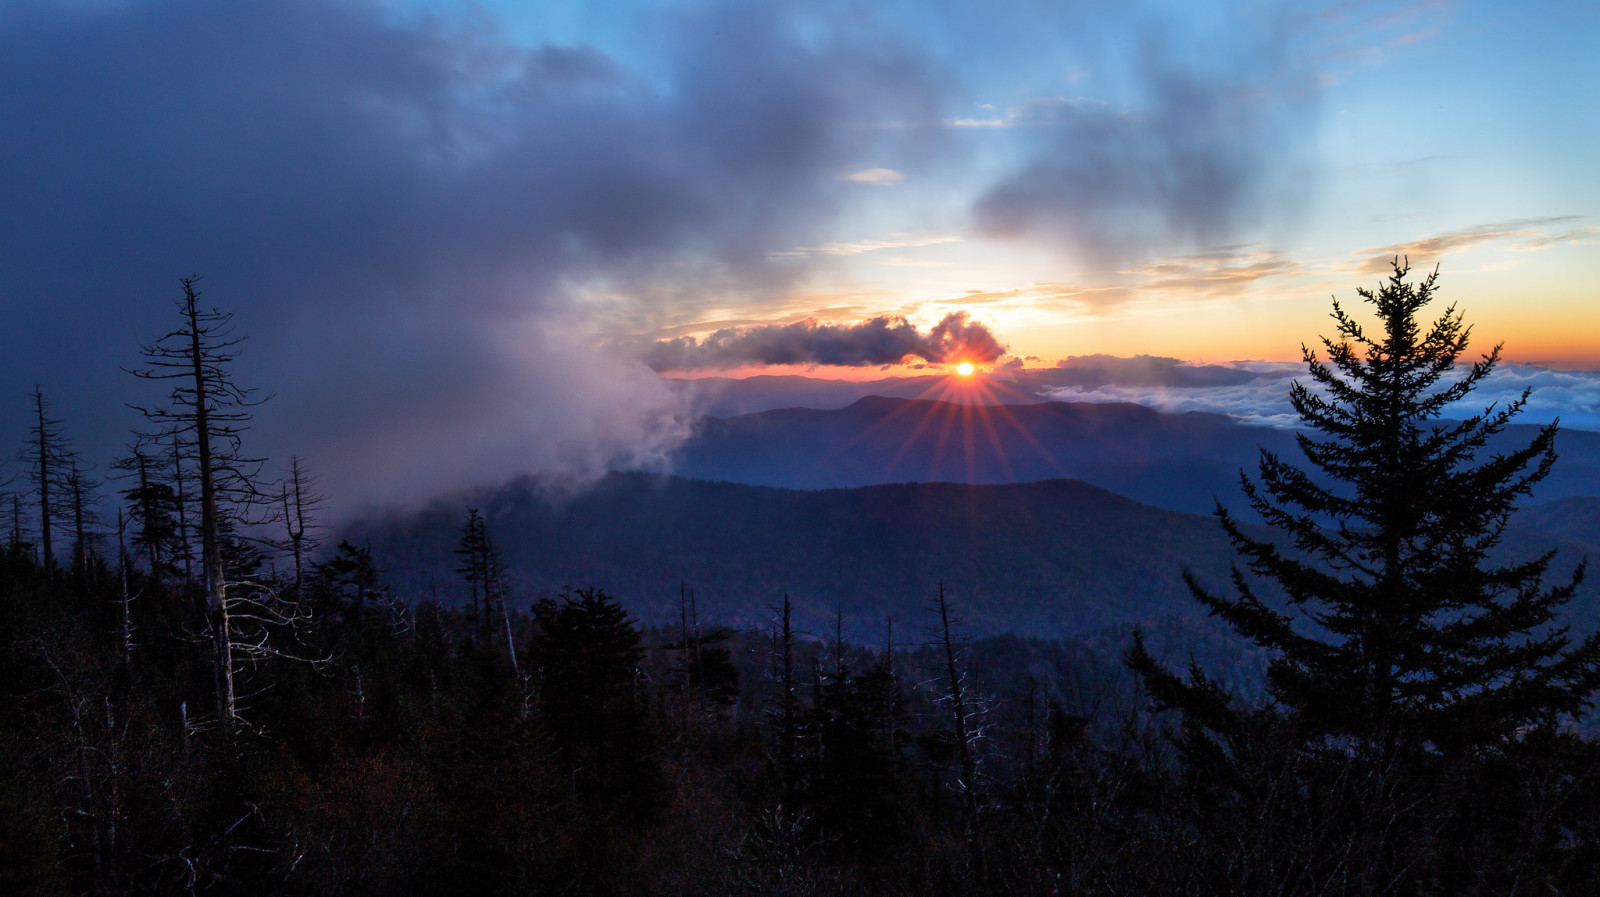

left=344, top=473, right=1600, bottom=643
left=668, top=396, right=1600, bottom=515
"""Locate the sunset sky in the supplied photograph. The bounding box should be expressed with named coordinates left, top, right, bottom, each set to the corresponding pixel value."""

left=0, top=0, right=1595, bottom=509
left=461, top=0, right=1599, bottom=368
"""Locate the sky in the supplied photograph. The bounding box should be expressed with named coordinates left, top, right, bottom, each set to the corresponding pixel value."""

left=0, top=0, right=1595, bottom=514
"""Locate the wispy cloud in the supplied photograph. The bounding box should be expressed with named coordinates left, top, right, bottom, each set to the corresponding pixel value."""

left=771, top=233, right=961, bottom=259
left=1120, top=244, right=1306, bottom=296
left=944, top=95, right=1119, bottom=129
left=1350, top=217, right=1591, bottom=272
left=842, top=167, right=905, bottom=185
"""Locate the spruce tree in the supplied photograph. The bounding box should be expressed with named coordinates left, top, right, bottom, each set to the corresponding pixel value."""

left=1130, top=260, right=1600, bottom=757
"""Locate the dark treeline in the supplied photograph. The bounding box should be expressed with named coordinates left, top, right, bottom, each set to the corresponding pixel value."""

left=5, top=265, right=1600, bottom=895
left=4, top=517, right=1599, bottom=896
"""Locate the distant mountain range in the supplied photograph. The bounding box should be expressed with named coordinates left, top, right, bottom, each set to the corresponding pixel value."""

left=347, top=472, right=1600, bottom=643
left=671, top=364, right=1271, bottom=418
left=342, top=394, right=1600, bottom=645
left=668, top=396, right=1600, bottom=515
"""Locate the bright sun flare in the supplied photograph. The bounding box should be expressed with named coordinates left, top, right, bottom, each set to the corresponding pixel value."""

left=956, top=362, right=975, bottom=376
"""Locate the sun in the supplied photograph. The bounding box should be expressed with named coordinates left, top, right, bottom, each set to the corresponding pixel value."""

left=955, top=362, right=975, bottom=376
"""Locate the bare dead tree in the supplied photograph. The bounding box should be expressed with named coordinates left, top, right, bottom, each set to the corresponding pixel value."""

left=115, top=509, right=138, bottom=664
left=933, top=580, right=983, bottom=811
left=164, top=427, right=194, bottom=585
left=4, top=490, right=28, bottom=553
left=277, top=454, right=324, bottom=602
left=129, top=276, right=275, bottom=728
left=65, top=458, right=105, bottom=571
left=763, top=594, right=800, bottom=788
left=19, top=386, right=80, bottom=577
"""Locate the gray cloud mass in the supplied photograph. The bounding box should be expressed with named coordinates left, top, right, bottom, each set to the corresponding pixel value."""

left=0, top=0, right=940, bottom=515
left=973, top=26, right=1316, bottom=263
left=644, top=312, right=1006, bottom=371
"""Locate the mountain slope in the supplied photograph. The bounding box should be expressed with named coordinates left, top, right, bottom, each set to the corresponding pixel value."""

left=350, top=473, right=1244, bottom=640
left=347, top=474, right=1600, bottom=642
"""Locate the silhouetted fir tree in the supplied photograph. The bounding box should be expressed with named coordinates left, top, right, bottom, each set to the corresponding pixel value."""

left=112, top=446, right=180, bottom=579
left=1129, top=259, right=1600, bottom=759
left=454, top=507, right=490, bottom=635
left=802, top=648, right=912, bottom=856
left=313, top=540, right=381, bottom=634
left=528, top=587, right=662, bottom=821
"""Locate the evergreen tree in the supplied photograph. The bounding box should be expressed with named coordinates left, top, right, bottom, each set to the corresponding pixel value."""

left=111, top=445, right=184, bottom=580
left=1130, top=261, right=1600, bottom=757
left=529, top=587, right=661, bottom=818
left=454, top=507, right=490, bottom=634
left=313, top=540, right=382, bottom=633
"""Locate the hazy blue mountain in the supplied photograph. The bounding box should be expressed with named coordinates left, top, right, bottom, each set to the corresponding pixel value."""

left=670, top=362, right=1271, bottom=418
left=668, top=396, right=1600, bottom=515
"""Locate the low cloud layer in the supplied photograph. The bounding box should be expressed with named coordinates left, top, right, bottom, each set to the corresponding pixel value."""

left=1052, top=354, right=1263, bottom=388
left=1039, top=362, right=1600, bottom=431
left=644, top=312, right=1006, bottom=371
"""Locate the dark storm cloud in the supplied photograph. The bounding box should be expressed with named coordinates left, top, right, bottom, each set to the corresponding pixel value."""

left=643, top=312, right=1006, bottom=371
left=0, top=0, right=940, bottom=513
left=973, top=32, right=1315, bottom=263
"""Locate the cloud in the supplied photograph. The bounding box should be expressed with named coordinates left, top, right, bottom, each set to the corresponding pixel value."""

left=0, top=0, right=942, bottom=516
left=1040, top=362, right=1308, bottom=427
left=1120, top=244, right=1305, bottom=296
left=771, top=233, right=960, bottom=258
left=1038, top=361, right=1600, bottom=431
left=842, top=167, right=905, bottom=185
left=1052, top=354, right=1269, bottom=388
left=1350, top=217, right=1590, bottom=272
left=642, top=311, right=1006, bottom=370
left=973, top=22, right=1317, bottom=263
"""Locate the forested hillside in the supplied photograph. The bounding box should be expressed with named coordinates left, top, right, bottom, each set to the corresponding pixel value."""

left=346, top=473, right=1600, bottom=641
